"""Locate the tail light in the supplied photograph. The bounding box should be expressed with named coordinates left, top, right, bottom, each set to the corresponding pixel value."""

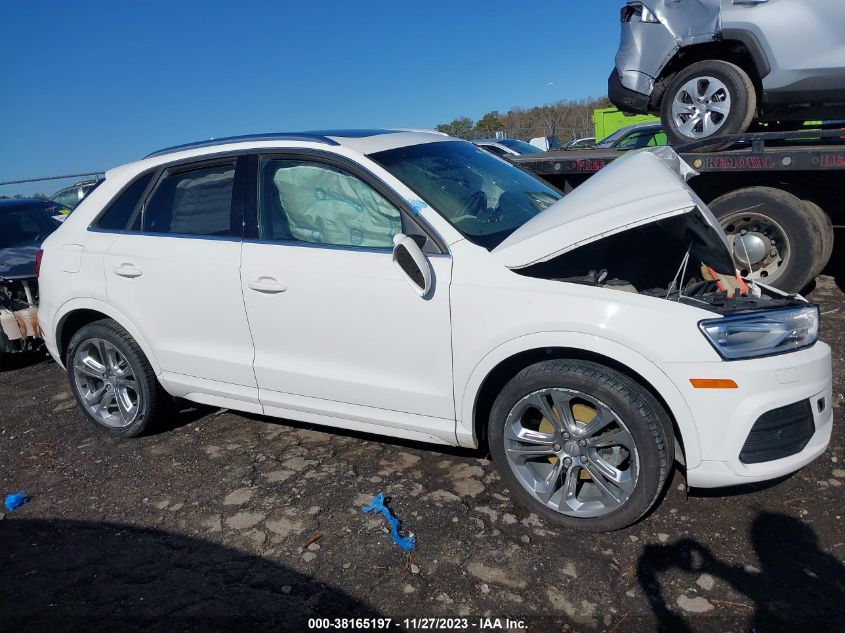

left=621, top=3, right=659, bottom=23
left=35, top=249, right=44, bottom=278
left=621, top=5, right=638, bottom=22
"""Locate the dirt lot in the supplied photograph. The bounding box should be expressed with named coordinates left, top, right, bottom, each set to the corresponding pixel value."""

left=2, top=262, right=844, bottom=632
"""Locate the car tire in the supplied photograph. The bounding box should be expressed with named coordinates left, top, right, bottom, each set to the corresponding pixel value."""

left=489, top=360, right=673, bottom=532
left=709, top=187, right=823, bottom=293
left=802, top=200, right=834, bottom=278
left=66, top=319, right=166, bottom=437
left=661, top=60, right=756, bottom=151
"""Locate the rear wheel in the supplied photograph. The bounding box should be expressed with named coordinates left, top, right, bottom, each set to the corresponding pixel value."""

left=709, top=187, right=823, bottom=293
left=489, top=360, right=673, bottom=532
left=67, top=319, right=165, bottom=437
left=662, top=60, right=756, bottom=151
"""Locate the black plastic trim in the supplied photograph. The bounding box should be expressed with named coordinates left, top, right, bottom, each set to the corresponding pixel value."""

left=608, top=70, right=650, bottom=115
left=739, top=399, right=814, bottom=464
left=720, top=28, right=771, bottom=79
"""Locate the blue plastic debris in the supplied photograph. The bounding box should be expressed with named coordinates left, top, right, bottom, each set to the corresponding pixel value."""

left=4, top=490, right=29, bottom=512
left=362, top=493, right=416, bottom=552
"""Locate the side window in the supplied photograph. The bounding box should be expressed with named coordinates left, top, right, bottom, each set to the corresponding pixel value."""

left=53, top=188, right=79, bottom=209
left=94, top=172, right=154, bottom=230
left=143, top=163, right=236, bottom=236
left=259, top=159, right=401, bottom=248
left=617, top=131, right=645, bottom=149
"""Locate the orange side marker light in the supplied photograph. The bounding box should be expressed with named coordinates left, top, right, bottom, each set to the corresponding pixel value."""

left=690, top=378, right=739, bottom=389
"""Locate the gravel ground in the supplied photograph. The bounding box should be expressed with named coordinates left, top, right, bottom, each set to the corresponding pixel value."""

left=1, top=268, right=843, bottom=633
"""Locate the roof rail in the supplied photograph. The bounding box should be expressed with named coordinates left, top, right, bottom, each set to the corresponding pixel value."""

left=144, top=132, right=340, bottom=159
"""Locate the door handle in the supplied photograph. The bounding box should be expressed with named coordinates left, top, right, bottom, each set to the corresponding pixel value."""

left=248, top=277, right=287, bottom=294
left=113, top=263, right=142, bottom=278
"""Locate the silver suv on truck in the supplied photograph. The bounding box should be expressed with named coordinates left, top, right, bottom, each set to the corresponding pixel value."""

left=609, top=0, right=845, bottom=148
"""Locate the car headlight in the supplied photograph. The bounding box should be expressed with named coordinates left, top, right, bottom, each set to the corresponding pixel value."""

left=699, top=305, right=819, bottom=360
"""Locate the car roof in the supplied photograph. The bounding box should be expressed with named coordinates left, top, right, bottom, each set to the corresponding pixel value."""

left=619, top=121, right=662, bottom=133
left=0, top=198, right=62, bottom=211
left=104, top=129, right=455, bottom=183
left=145, top=129, right=451, bottom=159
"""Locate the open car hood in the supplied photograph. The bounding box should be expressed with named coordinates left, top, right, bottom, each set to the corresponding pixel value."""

left=492, top=149, right=725, bottom=269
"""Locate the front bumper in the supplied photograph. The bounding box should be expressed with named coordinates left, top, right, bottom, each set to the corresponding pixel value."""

left=661, top=342, right=833, bottom=488
left=608, top=70, right=651, bottom=115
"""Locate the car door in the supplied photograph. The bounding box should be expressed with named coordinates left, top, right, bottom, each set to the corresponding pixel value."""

left=103, top=156, right=260, bottom=410
left=240, top=152, right=455, bottom=441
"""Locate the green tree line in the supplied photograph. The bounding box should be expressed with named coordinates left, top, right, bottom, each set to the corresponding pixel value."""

left=436, top=96, right=611, bottom=141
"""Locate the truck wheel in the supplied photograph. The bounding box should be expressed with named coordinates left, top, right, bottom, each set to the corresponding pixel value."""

left=802, top=200, right=834, bottom=277
left=66, top=319, right=166, bottom=437
left=709, top=187, right=823, bottom=293
left=662, top=60, right=756, bottom=151
left=489, top=360, right=673, bottom=532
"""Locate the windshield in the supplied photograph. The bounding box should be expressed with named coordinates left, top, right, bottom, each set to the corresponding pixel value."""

left=497, top=139, right=544, bottom=154
left=0, top=204, right=61, bottom=249
left=371, top=141, right=562, bottom=249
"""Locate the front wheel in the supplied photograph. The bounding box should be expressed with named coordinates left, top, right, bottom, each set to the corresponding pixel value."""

left=489, top=360, right=673, bottom=532
left=661, top=60, right=756, bottom=150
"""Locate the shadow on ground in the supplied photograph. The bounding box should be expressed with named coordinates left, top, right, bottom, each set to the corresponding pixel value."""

left=637, top=512, right=845, bottom=632
left=0, top=518, right=381, bottom=633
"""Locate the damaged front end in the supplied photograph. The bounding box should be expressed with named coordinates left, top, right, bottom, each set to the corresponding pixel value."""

left=0, top=275, right=40, bottom=356
left=493, top=148, right=807, bottom=317
left=513, top=209, right=805, bottom=316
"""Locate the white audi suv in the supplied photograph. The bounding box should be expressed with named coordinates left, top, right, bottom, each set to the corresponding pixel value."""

left=37, top=130, right=833, bottom=531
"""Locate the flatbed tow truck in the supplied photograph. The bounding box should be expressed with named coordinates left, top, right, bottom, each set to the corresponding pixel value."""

left=512, top=128, right=845, bottom=293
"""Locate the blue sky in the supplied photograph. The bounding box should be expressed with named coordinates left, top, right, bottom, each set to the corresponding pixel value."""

left=1, top=1, right=621, bottom=196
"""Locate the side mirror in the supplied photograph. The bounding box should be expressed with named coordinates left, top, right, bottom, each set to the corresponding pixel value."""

left=392, top=233, right=432, bottom=297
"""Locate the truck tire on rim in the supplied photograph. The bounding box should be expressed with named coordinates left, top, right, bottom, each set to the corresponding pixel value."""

left=661, top=60, right=756, bottom=151
left=66, top=319, right=165, bottom=437
left=708, top=187, right=823, bottom=293
left=802, top=199, right=834, bottom=278
left=489, top=360, right=673, bottom=532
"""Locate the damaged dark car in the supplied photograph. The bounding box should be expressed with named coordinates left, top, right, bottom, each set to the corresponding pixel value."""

left=0, top=199, right=66, bottom=366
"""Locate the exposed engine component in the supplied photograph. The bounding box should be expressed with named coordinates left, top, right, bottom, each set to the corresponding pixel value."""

left=517, top=214, right=806, bottom=314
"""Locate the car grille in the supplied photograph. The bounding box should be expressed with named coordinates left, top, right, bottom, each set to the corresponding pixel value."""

left=739, top=400, right=815, bottom=465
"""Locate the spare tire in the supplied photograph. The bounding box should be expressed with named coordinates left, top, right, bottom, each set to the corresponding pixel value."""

left=708, top=187, right=823, bottom=293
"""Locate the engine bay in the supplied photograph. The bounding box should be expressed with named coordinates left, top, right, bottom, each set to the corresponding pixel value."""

left=516, top=213, right=806, bottom=315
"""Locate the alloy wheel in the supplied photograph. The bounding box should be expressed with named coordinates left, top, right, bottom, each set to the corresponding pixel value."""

left=671, top=76, right=732, bottom=139
left=72, top=338, right=141, bottom=428
left=503, top=388, right=639, bottom=518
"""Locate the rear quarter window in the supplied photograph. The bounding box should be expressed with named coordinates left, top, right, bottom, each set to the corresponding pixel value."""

left=93, top=172, right=154, bottom=230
